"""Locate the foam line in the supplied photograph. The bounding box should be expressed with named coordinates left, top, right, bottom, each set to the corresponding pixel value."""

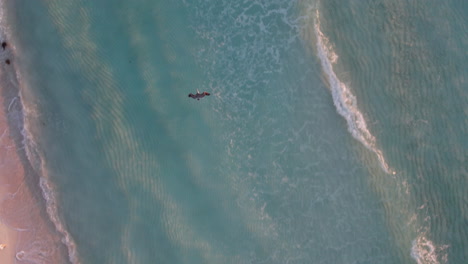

left=411, top=235, right=448, bottom=264
left=39, top=175, right=80, bottom=264
left=314, top=10, right=394, bottom=174
left=1, top=2, right=81, bottom=261
left=20, top=106, right=81, bottom=264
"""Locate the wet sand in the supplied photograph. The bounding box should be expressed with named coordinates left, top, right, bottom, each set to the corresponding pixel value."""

left=0, top=113, right=21, bottom=263
left=0, top=50, right=68, bottom=263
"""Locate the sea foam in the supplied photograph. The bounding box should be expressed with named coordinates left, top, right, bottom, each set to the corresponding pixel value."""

left=411, top=235, right=448, bottom=264
left=0, top=2, right=80, bottom=261
left=20, top=96, right=81, bottom=264
left=313, top=10, right=394, bottom=175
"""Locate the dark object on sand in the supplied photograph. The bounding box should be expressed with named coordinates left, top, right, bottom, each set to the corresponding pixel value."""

left=1, top=42, right=7, bottom=50
left=188, top=89, right=210, bottom=101
left=5, top=59, right=10, bottom=65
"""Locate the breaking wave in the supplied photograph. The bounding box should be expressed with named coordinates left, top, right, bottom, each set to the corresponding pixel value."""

left=411, top=234, right=448, bottom=264
left=0, top=2, right=80, bottom=263
left=313, top=9, right=394, bottom=174
left=18, top=71, right=81, bottom=264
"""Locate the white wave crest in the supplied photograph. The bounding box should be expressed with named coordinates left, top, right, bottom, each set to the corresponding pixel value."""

left=314, top=10, right=394, bottom=174
left=39, top=175, right=80, bottom=264
left=411, top=235, right=448, bottom=264
left=20, top=102, right=81, bottom=264
left=6, top=40, right=81, bottom=264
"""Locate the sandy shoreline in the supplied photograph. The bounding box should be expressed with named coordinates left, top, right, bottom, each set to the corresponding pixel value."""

left=1, top=0, right=73, bottom=260
left=0, top=38, right=69, bottom=262
left=0, top=98, right=23, bottom=263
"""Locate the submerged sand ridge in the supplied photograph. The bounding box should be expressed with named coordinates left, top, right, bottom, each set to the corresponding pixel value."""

left=0, top=39, right=68, bottom=263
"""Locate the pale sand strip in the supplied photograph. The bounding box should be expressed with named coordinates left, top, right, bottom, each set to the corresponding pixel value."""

left=1, top=0, right=68, bottom=262
left=0, top=56, right=68, bottom=262
left=0, top=103, right=22, bottom=263
left=0, top=220, right=16, bottom=263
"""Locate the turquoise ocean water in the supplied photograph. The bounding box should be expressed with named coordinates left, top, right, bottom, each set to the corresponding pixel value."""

left=0, top=0, right=466, bottom=263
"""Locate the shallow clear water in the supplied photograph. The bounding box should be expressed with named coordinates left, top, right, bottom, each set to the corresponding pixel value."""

left=1, top=0, right=466, bottom=263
